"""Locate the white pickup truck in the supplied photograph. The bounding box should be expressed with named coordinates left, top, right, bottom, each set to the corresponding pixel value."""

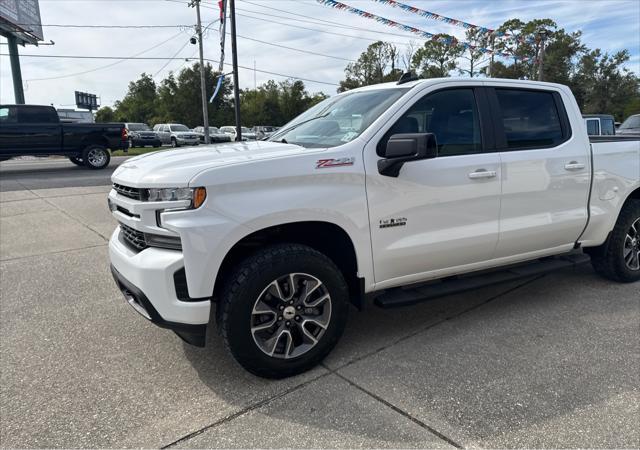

left=108, top=78, right=640, bottom=378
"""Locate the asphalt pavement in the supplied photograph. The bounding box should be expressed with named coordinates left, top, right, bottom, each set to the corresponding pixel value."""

left=0, top=158, right=638, bottom=448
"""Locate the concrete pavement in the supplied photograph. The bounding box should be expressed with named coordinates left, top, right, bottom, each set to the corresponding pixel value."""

left=0, top=164, right=638, bottom=448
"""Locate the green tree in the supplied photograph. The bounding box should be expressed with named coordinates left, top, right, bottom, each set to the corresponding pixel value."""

left=412, top=34, right=463, bottom=78
left=573, top=49, right=640, bottom=121
left=113, top=73, right=158, bottom=123
left=339, top=41, right=401, bottom=92
left=94, top=106, right=115, bottom=123
left=458, top=28, right=492, bottom=78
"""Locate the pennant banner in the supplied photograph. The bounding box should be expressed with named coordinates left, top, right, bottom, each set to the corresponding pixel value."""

left=316, top=0, right=529, bottom=60
left=211, top=0, right=228, bottom=103
left=370, top=0, right=537, bottom=44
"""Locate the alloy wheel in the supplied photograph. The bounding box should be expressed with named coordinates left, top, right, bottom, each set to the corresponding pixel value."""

left=87, top=148, right=107, bottom=167
left=623, top=217, right=640, bottom=271
left=250, top=273, right=331, bottom=359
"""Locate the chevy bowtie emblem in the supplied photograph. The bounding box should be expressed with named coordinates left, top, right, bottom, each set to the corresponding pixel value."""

left=316, top=157, right=355, bottom=169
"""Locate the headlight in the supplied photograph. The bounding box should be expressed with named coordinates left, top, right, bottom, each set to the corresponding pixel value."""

left=146, top=187, right=207, bottom=209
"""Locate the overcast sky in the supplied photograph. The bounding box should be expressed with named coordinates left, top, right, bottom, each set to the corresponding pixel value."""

left=1, top=0, right=638, bottom=108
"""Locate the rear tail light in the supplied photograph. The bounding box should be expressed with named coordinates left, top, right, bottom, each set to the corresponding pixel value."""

left=122, top=127, right=128, bottom=141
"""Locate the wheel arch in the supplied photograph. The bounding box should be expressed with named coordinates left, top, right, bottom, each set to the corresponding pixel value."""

left=81, top=134, right=110, bottom=150
left=213, top=221, right=365, bottom=309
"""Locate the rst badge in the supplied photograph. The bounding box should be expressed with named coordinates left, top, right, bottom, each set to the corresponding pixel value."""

left=379, top=217, right=407, bottom=229
left=316, top=157, right=355, bottom=169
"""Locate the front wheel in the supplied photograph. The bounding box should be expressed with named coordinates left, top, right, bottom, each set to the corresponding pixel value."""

left=171, top=138, right=179, bottom=148
left=589, top=199, right=640, bottom=283
left=82, top=145, right=110, bottom=170
left=218, top=244, right=349, bottom=378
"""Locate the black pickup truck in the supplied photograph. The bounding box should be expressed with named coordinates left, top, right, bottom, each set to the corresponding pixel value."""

left=0, top=104, right=129, bottom=169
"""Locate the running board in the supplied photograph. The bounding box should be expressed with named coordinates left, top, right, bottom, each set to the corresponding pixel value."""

left=373, top=253, right=591, bottom=309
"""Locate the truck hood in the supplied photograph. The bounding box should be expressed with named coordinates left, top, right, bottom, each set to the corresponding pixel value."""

left=112, top=140, right=316, bottom=187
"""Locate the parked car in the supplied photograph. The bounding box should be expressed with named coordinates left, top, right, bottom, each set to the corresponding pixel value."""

left=152, top=123, right=199, bottom=147
left=583, top=114, right=616, bottom=136
left=253, top=125, right=279, bottom=140
left=126, top=123, right=161, bottom=148
left=617, top=114, right=640, bottom=136
left=219, top=126, right=258, bottom=141
left=193, top=126, right=232, bottom=143
left=0, top=104, right=128, bottom=169
left=108, top=78, right=640, bottom=378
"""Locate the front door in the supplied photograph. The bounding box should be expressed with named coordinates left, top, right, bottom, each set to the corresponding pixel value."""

left=365, top=86, right=502, bottom=288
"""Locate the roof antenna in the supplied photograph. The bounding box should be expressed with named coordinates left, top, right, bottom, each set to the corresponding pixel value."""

left=397, top=71, right=419, bottom=85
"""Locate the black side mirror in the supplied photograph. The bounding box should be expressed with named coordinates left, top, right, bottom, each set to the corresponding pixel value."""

left=378, top=133, right=437, bottom=177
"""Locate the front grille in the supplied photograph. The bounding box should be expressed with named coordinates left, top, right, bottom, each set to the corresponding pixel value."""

left=120, top=223, right=147, bottom=251
left=113, top=183, right=143, bottom=201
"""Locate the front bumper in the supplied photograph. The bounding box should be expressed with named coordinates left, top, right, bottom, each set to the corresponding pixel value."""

left=176, top=137, right=199, bottom=145
left=109, top=228, right=211, bottom=346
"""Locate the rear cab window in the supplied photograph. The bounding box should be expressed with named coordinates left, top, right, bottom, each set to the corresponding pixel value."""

left=0, top=106, right=18, bottom=124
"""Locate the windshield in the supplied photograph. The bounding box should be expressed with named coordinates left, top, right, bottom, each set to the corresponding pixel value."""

left=269, top=88, right=409, bottom=148
left=210, top=127, right=220, bottom=133
left=171, top=124, right=190, bottom=132
left=619, top=115, right=640, bottom=129
left=128, top=123, right=150, bottom=131
left=241, top=127, right=252, bottom=133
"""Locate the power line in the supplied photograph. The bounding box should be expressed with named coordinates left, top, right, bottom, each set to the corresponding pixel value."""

left=234, top=32, right=355, bottom=62
left=2, top=53, right=339, bottom=86
left=23, top=30, right=184, bottom=82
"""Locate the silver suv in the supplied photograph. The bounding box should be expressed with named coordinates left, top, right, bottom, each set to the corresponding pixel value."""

left=152, top=123, right=200, bottom=147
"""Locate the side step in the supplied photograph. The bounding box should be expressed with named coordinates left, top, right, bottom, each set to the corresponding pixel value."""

left=374, top=252, right=591, bottom=309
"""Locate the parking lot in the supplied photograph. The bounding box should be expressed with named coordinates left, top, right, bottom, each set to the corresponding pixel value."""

left=1, top=158, right=638, bottom=448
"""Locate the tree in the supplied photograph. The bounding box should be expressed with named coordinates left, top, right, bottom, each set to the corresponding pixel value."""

left=573, top=49, right=640, bottom=121
left=339, top=41, right=401, bottom=92
left=113, top=73, right=158, bottom=123
left=459, top=28, right=491, bottom=78
left=412, top=34, right=463, bottom=78
left=240, top=79, right=327, bottom=127
left=95, top=106, right=115, bottom=123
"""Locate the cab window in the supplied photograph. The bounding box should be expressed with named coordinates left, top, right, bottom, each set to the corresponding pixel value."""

left=379, top=88, right=482, bottom=157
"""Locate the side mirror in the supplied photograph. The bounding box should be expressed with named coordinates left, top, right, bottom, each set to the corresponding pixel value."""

left=378, top=133, right=437, bottom=177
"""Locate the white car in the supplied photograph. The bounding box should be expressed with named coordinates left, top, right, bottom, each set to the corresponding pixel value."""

left=219, top=126, right=258, bottom=141
left=109, top=78, right=640, bottom=378
left=152, top=123, right=200, bottom=147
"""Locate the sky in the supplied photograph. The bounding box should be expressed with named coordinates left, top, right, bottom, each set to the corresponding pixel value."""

left=1, top=0, right=639, bottom=109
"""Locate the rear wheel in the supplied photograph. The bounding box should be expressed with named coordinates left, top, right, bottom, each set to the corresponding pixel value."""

left=82, top=145, right=110, bottom=170
left=68, top=156, right=83, bottom=166
left=589, top=199, right=640, bottom=283
left=218, top=244, right=349, bottom=378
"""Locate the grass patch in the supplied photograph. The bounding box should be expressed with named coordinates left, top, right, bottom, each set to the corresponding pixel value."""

left=112, top=147, right=164, bottom=157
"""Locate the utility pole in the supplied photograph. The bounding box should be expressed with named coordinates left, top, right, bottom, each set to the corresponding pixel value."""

left=537, top=29, right=548, bottom=81
left=488, top=34, right=495, bottom=78
left=230, top=0, right=242, bottom=141
left=191, top=0, right=210, bottom=144
left=7, top=35, right=25, bottom=104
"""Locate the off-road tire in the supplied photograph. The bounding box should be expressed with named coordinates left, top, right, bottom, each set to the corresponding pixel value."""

left=589, top=199, right=640, bottom=283
left=82, top=145, right=110, bottom=170
left=218, top=243, right=349, bottom=378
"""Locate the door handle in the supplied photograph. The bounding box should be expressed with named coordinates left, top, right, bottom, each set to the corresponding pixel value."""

left=564, top=161, right=585, bottom=171
left=468, top=169, right=497, bottom=179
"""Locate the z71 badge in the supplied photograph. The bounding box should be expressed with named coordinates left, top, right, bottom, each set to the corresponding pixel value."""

left=379, top=217, right=407, bottom=229
left=316, top=157, right=355, bottom=169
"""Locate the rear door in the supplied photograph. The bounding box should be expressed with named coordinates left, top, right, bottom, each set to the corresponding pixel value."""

left=365, top=85, right=502, bottom=287
left=16, top=106, right=61, bottom=154
left=488, top=85, right=591, bottom=258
